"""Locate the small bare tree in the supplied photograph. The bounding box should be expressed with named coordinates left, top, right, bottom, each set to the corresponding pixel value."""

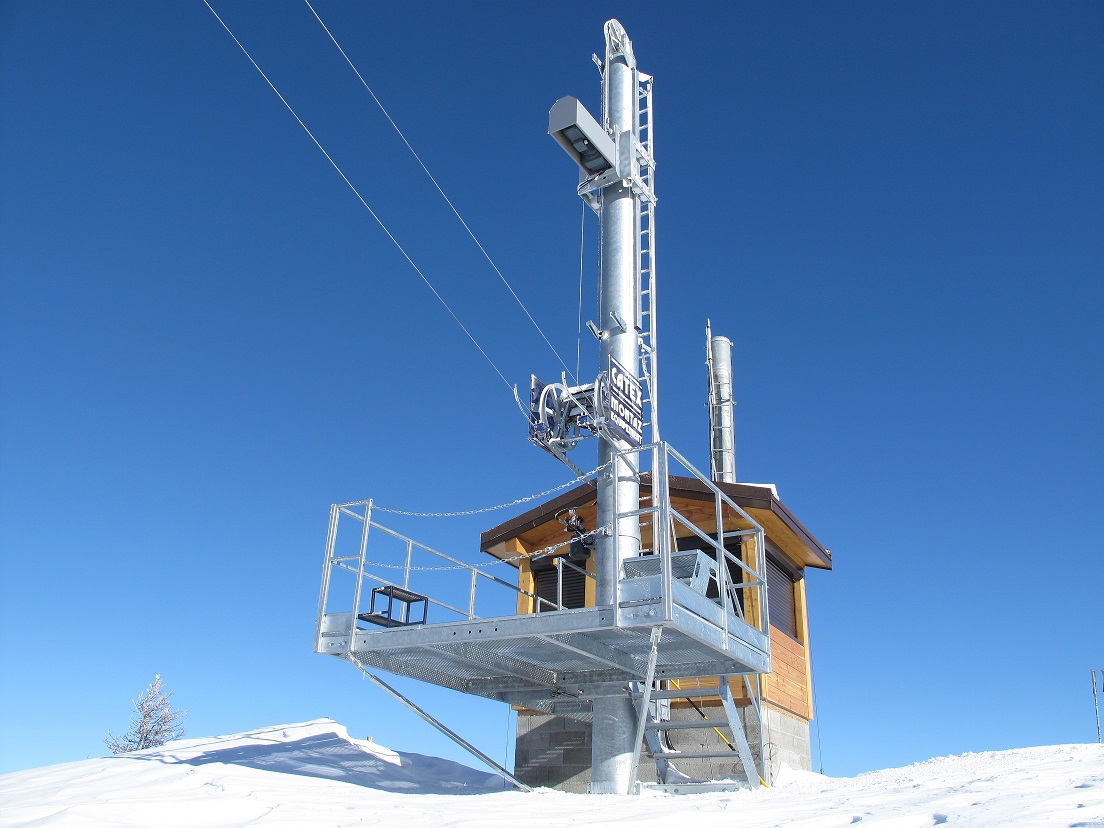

left=105, top=674, right=187, bottom=754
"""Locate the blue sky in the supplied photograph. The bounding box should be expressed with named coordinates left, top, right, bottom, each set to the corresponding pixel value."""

left=1, top=1, right=1101, bottom=778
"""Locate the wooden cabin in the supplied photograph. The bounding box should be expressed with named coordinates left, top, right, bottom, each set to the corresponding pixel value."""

left=481, top=475, right=832, bottom=792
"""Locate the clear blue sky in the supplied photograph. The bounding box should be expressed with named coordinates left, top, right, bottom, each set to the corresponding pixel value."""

left=2, top=1, right=1101, bottom=778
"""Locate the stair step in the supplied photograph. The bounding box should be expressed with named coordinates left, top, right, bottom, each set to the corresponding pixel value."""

left=645, top=719, right=732, bottom=731
left=650, top=749, right=741, bottom=760
left=631, top=688, right=723, bottom=700
left=646, top=782, right=749, bottom=794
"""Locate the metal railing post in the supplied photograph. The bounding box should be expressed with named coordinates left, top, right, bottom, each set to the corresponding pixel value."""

left=468, top=569, right=478, bottom=619
left=349, top=500, right=373, bottom=641
left=714, top=485, right=729, bottom=648
left=757, top=528, right=769, bottom=638
left=314, top=503, right=341, bottom=652
left=658, top=443, right=674, bottom=622
left=611, top=454, right=621, bottom=614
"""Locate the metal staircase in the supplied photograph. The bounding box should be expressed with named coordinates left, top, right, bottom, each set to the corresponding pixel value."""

left=634, top=675, right=766, bottom=792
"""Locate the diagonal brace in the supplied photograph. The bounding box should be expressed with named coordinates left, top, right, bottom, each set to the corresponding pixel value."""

left=346, top=655, right=531, bottom=792
left=718, top=675, right=759, bottom=789
left=627, top=626, right=663, bottom=793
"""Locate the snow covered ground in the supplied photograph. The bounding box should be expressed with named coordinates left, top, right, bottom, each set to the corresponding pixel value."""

left=2, top=719, right=1102, bottom=827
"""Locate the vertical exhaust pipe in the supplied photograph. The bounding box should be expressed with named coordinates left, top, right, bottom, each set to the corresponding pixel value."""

left=707, top=321, right=736, bottom=483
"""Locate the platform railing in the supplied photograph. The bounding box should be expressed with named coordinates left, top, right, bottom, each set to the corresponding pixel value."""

left=316, top=440, right=768, bottom=654
left=609, top=441, right=770, bottom=644
left=314, top=501, right=597, bottom=652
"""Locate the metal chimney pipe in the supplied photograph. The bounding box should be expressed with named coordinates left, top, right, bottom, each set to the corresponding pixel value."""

left=590, top=18, right=642, bottom=795
left=708, top=329, right=736, bottom=483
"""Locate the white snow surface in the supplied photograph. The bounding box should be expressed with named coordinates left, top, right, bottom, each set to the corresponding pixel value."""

left=2, top=719, right=1102, bottom=827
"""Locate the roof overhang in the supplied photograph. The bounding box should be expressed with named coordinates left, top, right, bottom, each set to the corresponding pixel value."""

left=480, top=476, right=832, bottom=571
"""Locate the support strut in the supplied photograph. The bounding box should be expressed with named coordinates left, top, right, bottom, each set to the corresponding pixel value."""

left=347, top=655, right=532, bottom=792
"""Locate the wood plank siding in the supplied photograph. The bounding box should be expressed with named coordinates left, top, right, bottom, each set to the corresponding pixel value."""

left=661, top=624, right=811, bottom=720
left=761, top=626, right=811, bottom=719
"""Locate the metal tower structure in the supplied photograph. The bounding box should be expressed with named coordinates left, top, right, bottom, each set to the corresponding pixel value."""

left=315, top=19, right=774, bottom=796
left=542, top=19, right=657, bottom=792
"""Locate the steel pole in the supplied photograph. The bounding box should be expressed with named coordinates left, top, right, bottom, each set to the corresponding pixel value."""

left=709, top=334, right=736, bottom=483
left=590, top=18, right=642, bottom=795
left=1094, top=669, right=1101, bottom=744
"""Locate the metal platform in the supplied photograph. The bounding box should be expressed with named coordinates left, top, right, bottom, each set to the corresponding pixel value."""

left=318, top=602, right=767, bottom=718
left=315, top=442, right=772, bottom=720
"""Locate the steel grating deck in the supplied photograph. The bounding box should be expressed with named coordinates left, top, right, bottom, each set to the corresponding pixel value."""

left=318, top=588, right=770, bottom=717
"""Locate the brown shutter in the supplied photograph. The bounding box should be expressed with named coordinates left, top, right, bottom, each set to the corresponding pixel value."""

left=766, top=556, right=797, bottom=638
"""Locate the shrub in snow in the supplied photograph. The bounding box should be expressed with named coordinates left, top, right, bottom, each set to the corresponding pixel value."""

left=104, top=675, right=188, bottom=754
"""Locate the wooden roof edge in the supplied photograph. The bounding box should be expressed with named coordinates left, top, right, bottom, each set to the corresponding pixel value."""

left=662, top=476, right=832, bottom=570
left=759, top=492, right=833, bottom=570
left=479, top=475, right=832, bottom=571
left=478, top=480, right=599, bottom=551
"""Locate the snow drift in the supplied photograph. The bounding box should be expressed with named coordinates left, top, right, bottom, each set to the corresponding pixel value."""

left=2, top=718, right=1102, bottom=827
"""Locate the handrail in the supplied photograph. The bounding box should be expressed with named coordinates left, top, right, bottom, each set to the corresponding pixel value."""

left=609, top=441, right=770, bottom=640
left=322, top=507, right=607, bottom=628
left=320, top=440, right=770, bottom=644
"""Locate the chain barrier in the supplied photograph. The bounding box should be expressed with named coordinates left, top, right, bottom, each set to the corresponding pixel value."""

left=371, top=461, right=610, bottom=518
left=357, top=526, right=609, bottom=572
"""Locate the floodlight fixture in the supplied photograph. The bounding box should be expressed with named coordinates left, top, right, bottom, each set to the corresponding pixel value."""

left=548, top=96, right=617, bottom=175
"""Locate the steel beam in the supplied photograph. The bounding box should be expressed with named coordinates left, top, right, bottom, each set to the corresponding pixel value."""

left=540, top=631, right=648, bottom=676
left=429, top=642, right=559, bottom=687
left=347, top=657, right=531, bottom=792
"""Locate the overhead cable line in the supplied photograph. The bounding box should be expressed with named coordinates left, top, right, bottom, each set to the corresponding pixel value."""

left=202, top=0, right=514, bottom=393
left=303, top=0, right=576, bottom=384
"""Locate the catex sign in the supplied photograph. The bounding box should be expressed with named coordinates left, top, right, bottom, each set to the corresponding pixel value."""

left=606, top=357, right=643, bottom=447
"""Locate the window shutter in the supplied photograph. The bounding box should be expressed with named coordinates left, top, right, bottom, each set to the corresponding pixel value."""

left=766, top=556, right=798, bottom=638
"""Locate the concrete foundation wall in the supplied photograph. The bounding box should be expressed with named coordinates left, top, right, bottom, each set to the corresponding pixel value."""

left=514, top=712, right=594, bottom=793
left=514, top=703, right=811, bottom=792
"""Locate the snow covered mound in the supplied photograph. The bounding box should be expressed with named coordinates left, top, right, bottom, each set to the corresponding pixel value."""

left=122, top=718, right=506, bottom=795
left=1, top=723, right=1102, bottom=828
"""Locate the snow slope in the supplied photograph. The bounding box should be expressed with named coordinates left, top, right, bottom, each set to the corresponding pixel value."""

left=2, top=719, right=1102, bottom=827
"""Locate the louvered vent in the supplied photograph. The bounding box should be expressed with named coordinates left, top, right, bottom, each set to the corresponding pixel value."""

left=534, top=563, right=587, bottom=611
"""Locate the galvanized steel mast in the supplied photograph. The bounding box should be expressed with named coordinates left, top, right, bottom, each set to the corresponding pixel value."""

left=590, top=18, right=643, bottom=795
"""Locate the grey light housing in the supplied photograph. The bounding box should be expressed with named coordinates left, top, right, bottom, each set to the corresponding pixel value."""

left=548, top=96, right=617, bottom=174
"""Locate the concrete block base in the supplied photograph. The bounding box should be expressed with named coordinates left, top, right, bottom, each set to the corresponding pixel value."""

left=513, top=703, right=811, bottom=792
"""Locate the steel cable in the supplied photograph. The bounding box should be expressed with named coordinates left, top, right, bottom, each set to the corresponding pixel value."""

left=303, top=0, right=576, bottom=383
left=202, top=1, right=515, bottom=393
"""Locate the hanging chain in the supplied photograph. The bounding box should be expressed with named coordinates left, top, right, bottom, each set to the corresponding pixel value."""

left=371, top=462, right=610, bottom=518
left=357, top=526, right=610, bottom=572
